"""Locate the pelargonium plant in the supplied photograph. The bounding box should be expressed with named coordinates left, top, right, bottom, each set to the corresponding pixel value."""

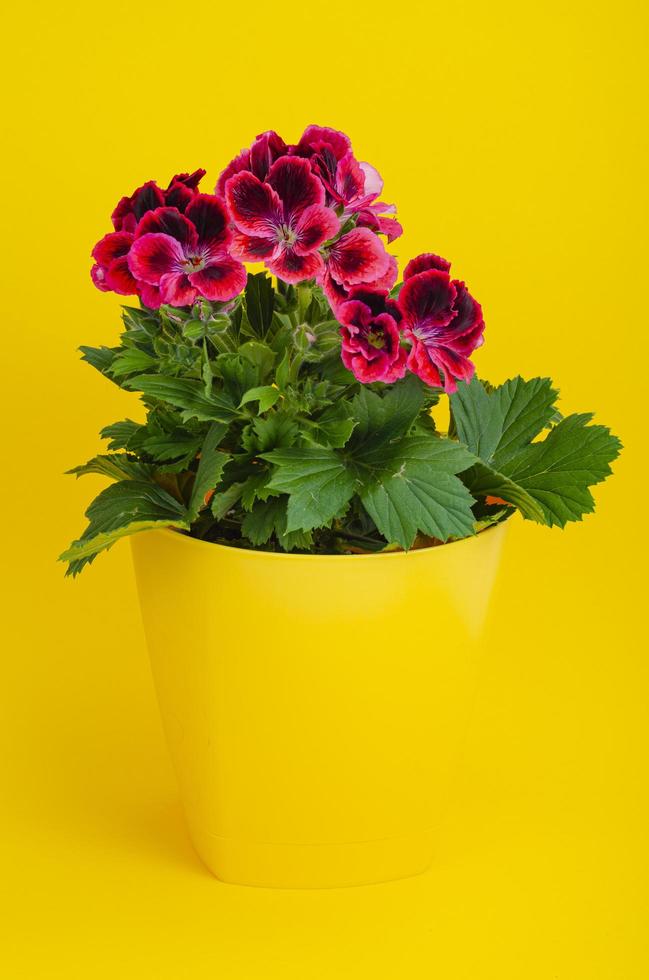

left=61, top=125, right=621, bottom=574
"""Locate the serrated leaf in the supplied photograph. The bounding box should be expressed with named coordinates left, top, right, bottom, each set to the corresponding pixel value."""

left=497, top=413, right=622, bottom=526
left=125, top=374, right=238, bottom=423
left=451, top=377, right=621, bottom=527
left=79, top=345, right=120, bottom=378
left=187, top=422, right=231, bottom=521
left=361, top=469, right=476, bottom=549
left=67, top=453, right=154, bottom=482
left=241, top=496, right=313, bottom=551
left=100, top=420, right=141, bottom=451
left=349, top=376, right=425, bottom=453
left=108, top=348, right=157, bottom=378
left=60, top=480, right=189, bottom=571
left=357, top=436, right=477, bottom=548
left=210, top=481, right=245, bottom=519
left=262, top=447, right=356, bottom=532
left=451, top=376, right=559, bottom=466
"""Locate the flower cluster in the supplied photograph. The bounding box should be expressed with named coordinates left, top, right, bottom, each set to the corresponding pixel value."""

left=90, top=125, right=485, bottom=392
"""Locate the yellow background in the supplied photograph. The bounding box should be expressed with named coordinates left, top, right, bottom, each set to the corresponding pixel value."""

left=1, top=0, right=647, bottom=976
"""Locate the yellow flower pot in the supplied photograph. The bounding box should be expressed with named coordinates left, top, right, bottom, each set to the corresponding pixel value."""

left=131, top=523, right=506, bottom=888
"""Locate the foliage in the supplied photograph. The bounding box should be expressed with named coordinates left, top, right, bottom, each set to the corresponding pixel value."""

left=61, top=274, right=621, bottom=574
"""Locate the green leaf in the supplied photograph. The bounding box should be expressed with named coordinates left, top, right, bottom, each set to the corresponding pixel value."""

left=210, top=481, right=245, bottom=520
left=125, top=375, right=238, bottom=423
left=262, top=447, right=356, bottom=532
left=79, top=345, right=120, bottom=378
left=60, top=480, right=189, bottom=572
left=310, top=402, right=357, bottom=448
left=497, top=413, right=621, bottom=527
left=67, top=454, right=154, bottom=482
left=141, top=430, right=203, bottom=464
left=108, top=348, right=157, bottom=378
left=241, top=496, right=312, bottom=551
left=358, top=437, right=477, bottom=548
left=239, top=385, right=281, bottom=412
left=349, top=376, right=425, bottom=453
left=244, top=272, right=275, bottom=337
left=450, top=377, right=621, bottom=527
left=243, top=412, right=299, bottom=454
left=450, top=376, right=558, bottom=466
left=187, top=422, right=231, bottom=521
left=100, top=420, right=141, bottom=451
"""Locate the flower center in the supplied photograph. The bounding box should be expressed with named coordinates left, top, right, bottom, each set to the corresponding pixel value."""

left=368, top=328, right=386, bottom=349
left=182, top=254, right=205, bottom=273
left=278, top=224, right=298, bottom=246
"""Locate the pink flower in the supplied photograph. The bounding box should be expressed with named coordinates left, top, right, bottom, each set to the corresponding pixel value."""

left=128, top=195, right=246, bottom=307
left=216, top=131, right=288, bottom=197
left=320, top=251, right=398, bottom=312
left=397, top=254, right=485, bottom=392
left=112, top=170, right=206, bottom=233
left=91, top=232, right=137, bottom=295
left=337, top=288, right=407, bottom=383
left=225, top=156, right=340, bottom=284
left=318, top=227, right=391, bottom=310
left=296, top=131, right=403, bottom=244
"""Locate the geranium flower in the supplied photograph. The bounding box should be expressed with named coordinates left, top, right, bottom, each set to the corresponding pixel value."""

left=317, top=227, right=391, bottom=311
left=320, top=252, right=398, bottom=312
left=91, top=232, right=136, bottom=295
left=112, top=170, right=206, bottom=233
left=337, top=288, right=407, bottom=383
left=216, top=131, right=287, bottom=197
left=90, top=231, right=161, bottom=307
left=128, top=195, right=246, bottom=306
left=225, top=156, right=340, bottom=284
left=397, top=254, right=485, bottom=392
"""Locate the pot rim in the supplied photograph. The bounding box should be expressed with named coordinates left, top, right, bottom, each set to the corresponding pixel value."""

left=151, top=518, right=509, bottom=563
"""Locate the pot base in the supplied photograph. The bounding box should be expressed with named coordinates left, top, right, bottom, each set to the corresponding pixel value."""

left=188, top=824, right=436, bottom=889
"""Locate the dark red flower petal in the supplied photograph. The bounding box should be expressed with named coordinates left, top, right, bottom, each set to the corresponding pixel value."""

left=111, top=196, right=137, bottom=233
left=92, top=231, right=134, bottom=266
left=318, top=269, right=349, bottom=309
left=216, top=148, right=251, bottom=198
left=407, top=341, right=444, bottom=388
left=128, top=233, right=185, bottom=285
left=185, top=194, right=231, bottom=249
left=267, top=156, right=324, bottom=221
left=293, top=204, right=340, bottom=255
left=131, top=181, right=166, bottom=221
left=448, top=280, right=484, bottom=339
left=249, top=130, right=288, bottom=181
left=135, top=207, right=198, bottom=249
left=398, top=269, right=457, bottom=330
left=105, top=255, right=138, bottom=295
left=267, top=248, right=324, bottom=284
left=327, top=228, right=390, bottom=287
left=138, top=282, right=162, bottom=309
left=189, top=256, right=247, bottom=302
left=403, top=253, right=451, bottom=280
left=226, top=172, right=283, bottom=236
left=91, top=264, right=110, bottom=291
left=167, top=169, right=206, bottom=190
left=164, top=181, right=194, bottom=212
left=231, top=231, right=277, bottom=261
left=159, top=272, right=196, bottom=306
left=295, top=125, right=351, bottom=161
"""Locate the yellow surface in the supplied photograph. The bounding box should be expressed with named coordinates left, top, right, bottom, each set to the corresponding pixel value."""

left=131, top=526, right=505, bottom=887
left=1, top=0, right=647, bottom=974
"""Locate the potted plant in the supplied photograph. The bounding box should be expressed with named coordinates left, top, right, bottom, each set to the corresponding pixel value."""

left=61, top=126, right=620, bottom=888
